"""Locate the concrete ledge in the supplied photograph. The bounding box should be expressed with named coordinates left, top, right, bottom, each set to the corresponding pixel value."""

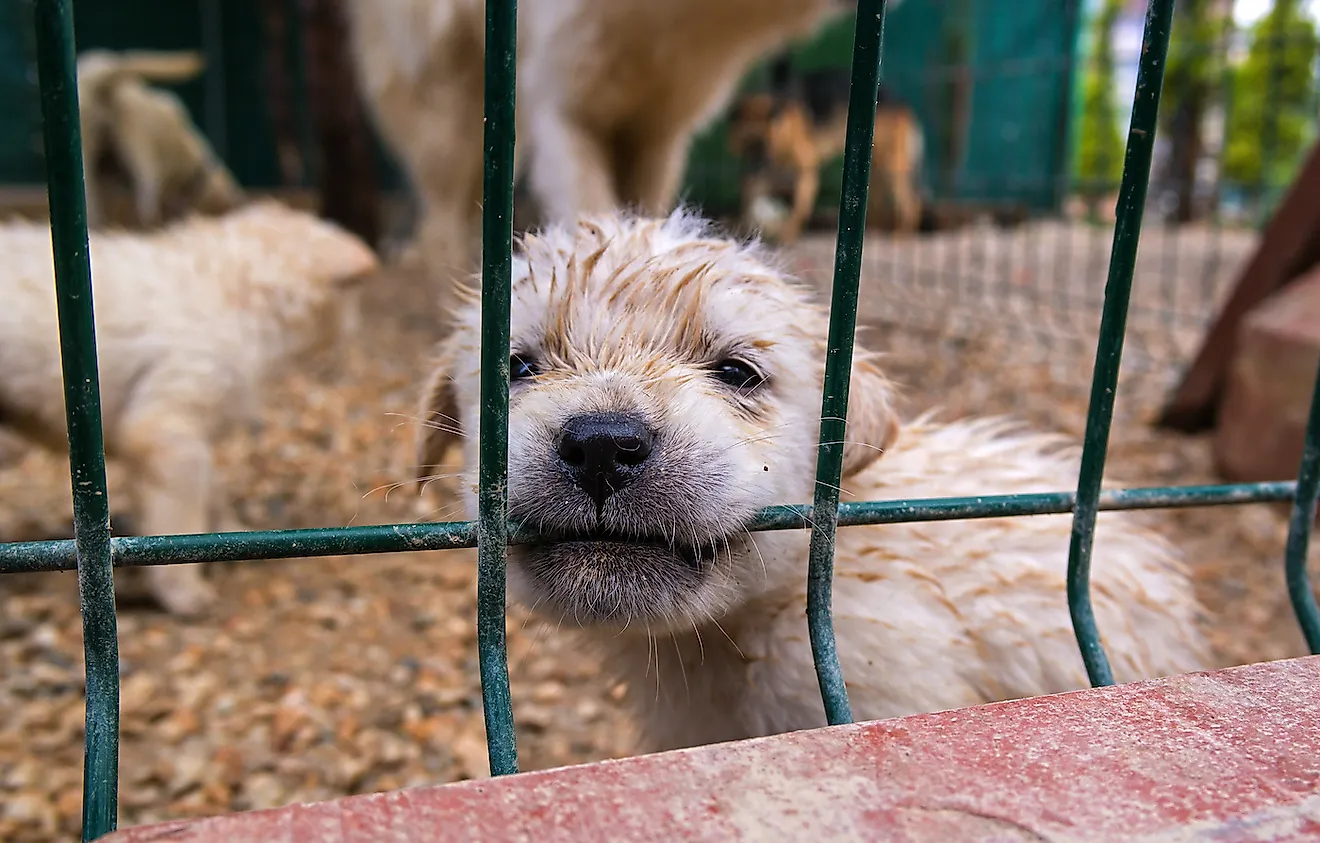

left=105, top=656, right=1320, bottom=842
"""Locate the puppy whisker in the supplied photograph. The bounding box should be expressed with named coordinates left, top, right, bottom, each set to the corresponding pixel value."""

left=671, top=635, right=690, bottom=703
left=366, top=473, right=463, bottom=501
left=386, top=409, right=466, bottom=426
left=721, top=432, right=783, bottom=453
left=706, top=614, right=745, bottom=662
left=813, top=479, right=854, bottom=498
left=521, top=593, right=549, bottom=631
left=511, top=609, right=552, bottom=676
left=690, top=617, right=706, bottom=665
left=413, top=501, right=469, bottom=524
left=742, top=528, right=769, bottom=582
left=385, top=411, right=469, bottom=438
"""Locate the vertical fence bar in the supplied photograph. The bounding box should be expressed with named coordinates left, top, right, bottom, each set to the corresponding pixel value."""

left=476, top=0, right=518, bottom=775
left=1284, top=363, right=1320, bottom=653
left=807, top=0, right=888, bottom=726
left=1066, top=0, right=1175, bottom=688
left=32, top=0, right=119, bottom=837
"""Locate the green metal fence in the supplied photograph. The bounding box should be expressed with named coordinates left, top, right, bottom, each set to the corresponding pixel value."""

left=3, top=0, right=1320, bottom=839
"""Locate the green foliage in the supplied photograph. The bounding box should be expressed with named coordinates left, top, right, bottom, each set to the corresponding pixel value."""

left=1223, top=0, right=1320, bottom=189
left=1158, top=0, right=1229, bottom=222
left=1160, top=0, right=1225, bottom=133
left=1074, top=0, right=1126, bottom=196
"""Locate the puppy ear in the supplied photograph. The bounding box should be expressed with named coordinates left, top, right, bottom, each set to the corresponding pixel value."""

left=414, top=348, right=463, bottom=490
left=842, top=355, right=900, bottom=477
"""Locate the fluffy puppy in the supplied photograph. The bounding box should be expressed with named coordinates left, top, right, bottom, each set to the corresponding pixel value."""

left=0, top=202, right=378, bottom=616
left=416, top=211, right=1211, bottom=753
left=77, top=49, right=244, bottom=229
left=344, top=0, right=860, bottom=302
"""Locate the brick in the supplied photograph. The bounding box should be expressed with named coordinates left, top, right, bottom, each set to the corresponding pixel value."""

left=1215, top=265, right=1320, bottom=482
left=105, top=656, right=1320, bottom=843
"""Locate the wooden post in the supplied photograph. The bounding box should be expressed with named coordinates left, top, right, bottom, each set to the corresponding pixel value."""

left=1157, top=140, right=1320, bottom=431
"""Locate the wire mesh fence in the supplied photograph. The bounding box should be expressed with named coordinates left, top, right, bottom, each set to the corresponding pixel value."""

left=785, top=221, right=1252, bottom=390
left=2, top=0, right=1320, bottom=841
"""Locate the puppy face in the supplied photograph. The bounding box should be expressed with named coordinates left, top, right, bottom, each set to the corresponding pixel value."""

left=419, top=212, right=897, bottom=633
left=727, top=94, right=777, bottom=167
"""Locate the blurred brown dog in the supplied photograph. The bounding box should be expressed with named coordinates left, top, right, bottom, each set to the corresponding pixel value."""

left=728, top=56, right=925, bottom=243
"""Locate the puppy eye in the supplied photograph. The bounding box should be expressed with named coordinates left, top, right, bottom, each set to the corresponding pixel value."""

left=712, top=358, right=765, bottom=391
left=510, top=354, right=540, bottom=381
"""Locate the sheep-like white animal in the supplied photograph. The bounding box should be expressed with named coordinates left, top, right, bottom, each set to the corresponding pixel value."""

left=0, top=202, right=378, bottom=616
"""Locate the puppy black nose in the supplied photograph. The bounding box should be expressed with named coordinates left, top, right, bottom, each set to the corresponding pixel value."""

left=557, top=412, right=654, bottom=508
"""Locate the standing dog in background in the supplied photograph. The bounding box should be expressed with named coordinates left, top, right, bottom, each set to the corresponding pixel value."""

left=77, top=49, right=244, bottom=229
left=727, top=54, right=926, bottom=244
left=344, top=0, right=867, bottom=306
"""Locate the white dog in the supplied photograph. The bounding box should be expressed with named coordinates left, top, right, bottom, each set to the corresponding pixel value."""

left=415, top=210, right=1212, bottom=754
left=77, top=49, right=244, bottom=229
left=0, top=202, right=378, bottom=616
left=345, top=0, right=859, bottom=298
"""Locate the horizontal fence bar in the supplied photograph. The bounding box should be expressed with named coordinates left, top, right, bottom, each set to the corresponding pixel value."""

left=0, top=482, right=1296, bottom=575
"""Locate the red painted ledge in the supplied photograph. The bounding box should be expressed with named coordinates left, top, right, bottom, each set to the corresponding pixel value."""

left=107, top=656, right=1320, bottom=843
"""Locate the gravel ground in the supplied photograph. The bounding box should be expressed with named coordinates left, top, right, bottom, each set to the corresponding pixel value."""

left=1, top=219, right=1313, bottom=841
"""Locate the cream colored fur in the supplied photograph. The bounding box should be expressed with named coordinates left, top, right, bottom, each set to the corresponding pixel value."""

left=77, top=49, right=244, bottom=229
left=345, top=0, right=855, bottom=300
left=417, top=210, right=1212, bottom=755
left=0, top=202, right=378, bottom=616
